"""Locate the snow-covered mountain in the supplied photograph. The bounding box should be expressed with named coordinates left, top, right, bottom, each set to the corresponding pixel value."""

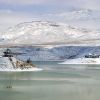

left=9, top=46, right=100, bottom=61
left=0, top=9, right=100, bottom=46
left=1, top=21, right=100, bottom=46
left=0, top=9, right=100, bottom=61
left=43, top=9, right=100, bottom=30
left=54, top=9, right=100, bottom=21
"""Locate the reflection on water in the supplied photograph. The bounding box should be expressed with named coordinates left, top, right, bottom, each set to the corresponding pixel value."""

left=0, top=62, right=100, bottom=100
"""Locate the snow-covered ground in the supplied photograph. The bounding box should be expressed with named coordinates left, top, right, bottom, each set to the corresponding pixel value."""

left=0, top=68, right=43, bottom=72
left=0, top=57, right=43, bottom=72
left=59, top=58, right=100, bottom=64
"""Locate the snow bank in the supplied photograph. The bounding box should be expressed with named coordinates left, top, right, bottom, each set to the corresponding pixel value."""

left=0, top=57, right=43, bottom=72
left=59, top=58, right=100, bottom=64
left=0, top=68, right=43, bottom=72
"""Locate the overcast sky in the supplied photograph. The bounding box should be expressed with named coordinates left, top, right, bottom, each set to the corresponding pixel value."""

left=0, top=0, right=100, bottom=31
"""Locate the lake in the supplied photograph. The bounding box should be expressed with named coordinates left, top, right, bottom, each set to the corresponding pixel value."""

left=0, top=61, right=100, bottom=100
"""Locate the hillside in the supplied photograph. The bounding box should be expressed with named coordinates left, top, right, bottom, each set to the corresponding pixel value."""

left=1, top=21, right=100, bottom=46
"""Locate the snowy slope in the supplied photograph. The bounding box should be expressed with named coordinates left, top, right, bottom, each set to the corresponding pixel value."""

left=1, top=21, right=100, bottom=45
left=10, top=46, right=100, bottom=61
left=45, top=9, right=100, bottom=30
left=0, top=57, right=42, bottom=71
left=59, top=58, right=100, bottom=64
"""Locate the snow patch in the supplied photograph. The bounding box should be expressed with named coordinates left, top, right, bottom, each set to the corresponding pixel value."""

left=59, top=58, right=100, bottom=64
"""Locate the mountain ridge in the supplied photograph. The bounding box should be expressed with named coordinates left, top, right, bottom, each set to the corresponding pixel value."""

left=1, top=21, right=100, bottom=46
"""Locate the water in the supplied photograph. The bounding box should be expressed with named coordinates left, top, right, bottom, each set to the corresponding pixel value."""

left=0, top=61, right=100, bottom=100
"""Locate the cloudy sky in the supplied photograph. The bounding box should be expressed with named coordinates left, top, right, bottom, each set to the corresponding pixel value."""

left=0, top=0, right=100, bottom=31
